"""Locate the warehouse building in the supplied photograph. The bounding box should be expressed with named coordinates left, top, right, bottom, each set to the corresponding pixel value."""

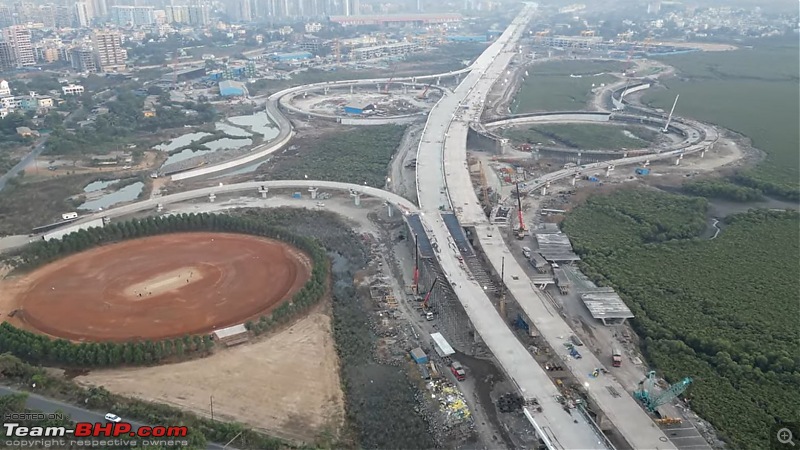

left=351, top=42, right=418, bottom=60
left=269, top=52, right=313, bottom=62
left=219, top=80, right=246, bottom=97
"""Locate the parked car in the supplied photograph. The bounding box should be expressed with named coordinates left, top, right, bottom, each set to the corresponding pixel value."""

left=104, top=413, right=122, bottom=423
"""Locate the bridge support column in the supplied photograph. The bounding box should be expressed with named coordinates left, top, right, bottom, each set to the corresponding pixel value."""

left=308, top=187, right=318, bottom=199
left=258, top=186, right=269, bottom=198
left=605, top=165, right=614, bottom=177
left=644, top=159, right=650, bottom=167
left=376, top=83, right=381, bottom=92
left=350, top=190, right=362, bottom=206
left=208, top=193, right=216, bottom=203
left=541, top=187, right=547, bottom=196
left=572, top=175, right=578, bottom=186
left=323, top=87, right=329, bottom=95
left=576, top=152, right=582, bottom=166
left=156, top=203, right=163, bottom=212
left=675, top=157, right=681, bottom=166
left=700, top=149, right=706, bottom=158
left=350, top=85, right=354, bottom=94
left=386, top=202, right=393, bottom=217
left=436, top=76, right=441, bottom=86
left=456, top=74, right=461, bottom=84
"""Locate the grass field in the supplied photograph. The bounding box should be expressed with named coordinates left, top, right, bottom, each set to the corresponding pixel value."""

left=501, top=123, right=659, bottom=149
left=512, top=60, right=625, bottom=113
left=642, top=37, right=799, bottom=198
left=257, top=125, right=406, bottom=188
left=563, top=189, right=800, bottom=450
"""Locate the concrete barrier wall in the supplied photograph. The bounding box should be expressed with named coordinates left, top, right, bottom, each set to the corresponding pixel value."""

left=486, top=112, right=611, bottom=128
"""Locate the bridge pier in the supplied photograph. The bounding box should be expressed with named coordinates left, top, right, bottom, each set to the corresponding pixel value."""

left=258, top=186, right=269, bottom=198
left=308, top=187, right=319, bottom=199
left=350, top=190, right=362, bottom=206
left=576, top=152, right=582, bottom=166
left=644, top=159, right=650, bottom=167
left=436, top=76, right=441, bottom=86
left=323, top=87, right=329, bottom=95
left=541, top=186, right=547, bottom=196
left=572, top=174, right=578, bottom=186
left=700, top=149, right=706, bottom=158
left=386, top=202, right=394, bottom=217
left=350, top=85, right=354, bottom=94
left=605, top=164, right=614, bottom=177
left=376, top=83, right=381, bottom=92
left=208, top=193, right=216, bottom=203
left=156, top=203, right=163, bottom=212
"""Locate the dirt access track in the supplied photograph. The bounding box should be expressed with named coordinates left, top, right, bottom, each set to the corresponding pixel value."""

left=1, top=232, right=311, bottom=342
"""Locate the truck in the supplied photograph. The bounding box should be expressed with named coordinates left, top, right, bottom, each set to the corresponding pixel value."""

left=450, top=361, right=466, bottom=381
left=612, top=346, right=622, bottom=367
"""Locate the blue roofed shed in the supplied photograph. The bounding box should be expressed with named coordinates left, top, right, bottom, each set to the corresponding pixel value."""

left=219, top=80, right=246, bottom=97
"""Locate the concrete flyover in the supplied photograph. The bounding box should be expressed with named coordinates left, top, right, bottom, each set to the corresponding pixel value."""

left=476, top=110, right=707, bottom=160
left=436, top=14, right=718, bottom=450
left=416, top=3, right=617, bottom=449
left=59, top=180, right=416, bottom=233
left=170, top=68, right=473, bottom=181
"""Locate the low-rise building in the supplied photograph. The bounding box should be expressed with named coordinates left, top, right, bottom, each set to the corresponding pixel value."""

left=62, top=84, right=85, bottom=95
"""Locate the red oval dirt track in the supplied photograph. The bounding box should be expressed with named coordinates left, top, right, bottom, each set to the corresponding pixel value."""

left=16, top=232, right=311, bottom=342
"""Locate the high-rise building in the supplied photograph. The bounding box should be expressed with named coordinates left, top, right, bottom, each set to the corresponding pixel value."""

left=227, top=0, right=252, bottom=22
left=1, top=26, right=35, bottom=68
left=70, top=46, right=97, bottom=72
left=111, top=5, right=154, bottom=26
left=0, top=42, right=14, bottom=71
left=186, top=5, right=209, bottom=25
left=92, top=31, right=126, bottom=71
left=0, top=6, right=13, bottom=28
left=75, top=2, right=92, bottom=27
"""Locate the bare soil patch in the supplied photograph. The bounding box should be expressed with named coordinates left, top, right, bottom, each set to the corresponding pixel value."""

left=75, top=309, right=344, bottom=443
left=0, top=232, right=310, bottom=341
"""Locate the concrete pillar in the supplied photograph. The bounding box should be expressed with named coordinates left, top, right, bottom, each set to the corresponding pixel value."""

left=541, top=187, right=547, bottom=196
left=644, top=159, right=650, bottom=167
left=386, top=202, right=393, bottom=217
left=376, top=83, right=381, bottom=91
left=323, top=87, right=329, bottom=95
left=350, top=85, right=354, bottom=94
left=571, top=175, right=577, bottom=186
left=436, top=76, right=441, bottom=86
left=411, top=77, right=417, bottom=84
left=156, top=203, right=163, bottom=212
left=675, top=157, right=681, bottom=166
left=403, top=85, right=408, bottom=94
left=700, top=150, right=706, bottom=158
left=209, top=193, right=216, bottom=203
left=577, top=152, right=582, bottom=166
left=258, top=186, right=268, bottom=198
left=623, top=152, right=628, bottom=158
left=351, top=192, right=362, bottom=206
left=308, top=187, right=318, bottom=199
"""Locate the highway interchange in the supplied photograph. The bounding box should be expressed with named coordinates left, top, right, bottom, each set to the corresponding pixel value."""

left=9, top=3, right=724, bottom=449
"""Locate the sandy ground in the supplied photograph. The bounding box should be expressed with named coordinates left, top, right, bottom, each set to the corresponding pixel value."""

left=0, top=233, right=310, bottom=341
left=75, top=308, right=344, bottom=443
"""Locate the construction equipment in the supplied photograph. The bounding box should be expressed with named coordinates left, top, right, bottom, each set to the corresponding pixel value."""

left=383, top=63, right=398, bottom=94
left=635, top=371, right=693, bottom=413
left=656, top=417, right=683, bottom=425
left=612, top=346, right=622, bottom=367
left=515, top=181, right=525, bottom=239
left=420, top=278, right=438, bottom=320
left=417, top=82, right=434, bottom=99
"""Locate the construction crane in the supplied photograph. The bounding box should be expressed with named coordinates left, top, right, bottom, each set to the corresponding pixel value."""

left=634, top=371, right=693, bottom=413
left=515, top=181, right=525, bottom=239
left=383, top=63, right=398, bottom=94
left=421, top=278, right=438, bottom=308
left=417, top=82, right=434, bottom=99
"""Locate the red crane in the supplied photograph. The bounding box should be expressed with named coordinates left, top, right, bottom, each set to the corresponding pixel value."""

left=422, top=278, right=439, bottom=309
left=515, top=181, right=526, bottom=239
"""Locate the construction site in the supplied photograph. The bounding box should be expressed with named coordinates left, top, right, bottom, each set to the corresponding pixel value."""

left=281, top=83, right=443, bottom=122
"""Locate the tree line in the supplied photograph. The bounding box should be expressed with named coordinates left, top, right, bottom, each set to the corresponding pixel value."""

left=2, top=212, right=328, bottom=369
left=563, top=190, right=800, bottom=450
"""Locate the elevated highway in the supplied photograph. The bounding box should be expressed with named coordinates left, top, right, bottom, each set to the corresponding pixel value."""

left=416, top=3, right=613, bottom=449
left=69, top=180, right=417, bottom=226
left=438, top=13, right=718, bottom=450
